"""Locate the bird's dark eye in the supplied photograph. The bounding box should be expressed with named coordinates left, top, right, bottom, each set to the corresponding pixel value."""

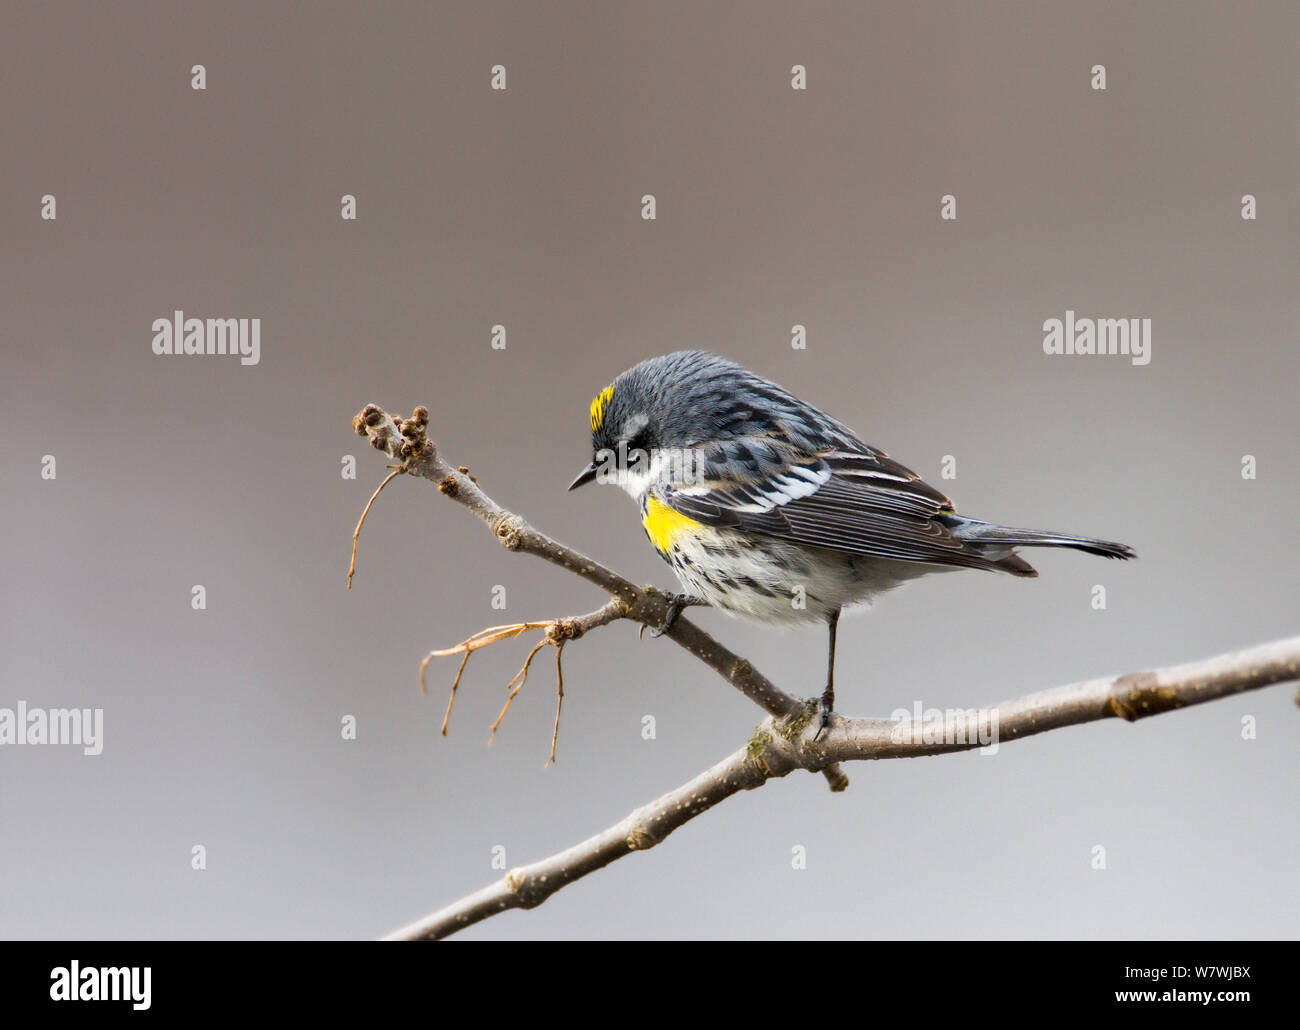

left=626, top=429, right=651, bottom=454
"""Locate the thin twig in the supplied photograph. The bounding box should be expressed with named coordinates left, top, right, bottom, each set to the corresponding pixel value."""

left=547, top=645, right=565, bottom=767
left=437, top=652, right=470, bottom=734
left=489, top=639, right=549, bottom=743
left=420, top=620, right=563, bottom=742
left=347, top=467, right=402, bottom=589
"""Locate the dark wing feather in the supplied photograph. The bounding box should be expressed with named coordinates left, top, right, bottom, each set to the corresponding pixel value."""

left=661, top=446, right=1012, bottom=573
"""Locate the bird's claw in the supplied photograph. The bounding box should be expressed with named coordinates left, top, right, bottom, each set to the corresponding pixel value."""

left=641, top=592, right=702, bottom=639
left=813, top=691, right=834, bottom=742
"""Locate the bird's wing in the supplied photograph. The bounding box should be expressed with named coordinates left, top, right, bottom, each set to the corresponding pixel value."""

left=660, top=442, right=1005, bottom=571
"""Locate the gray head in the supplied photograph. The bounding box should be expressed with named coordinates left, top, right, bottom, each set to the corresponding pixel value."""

left=567, top=350, right=860, bottom=493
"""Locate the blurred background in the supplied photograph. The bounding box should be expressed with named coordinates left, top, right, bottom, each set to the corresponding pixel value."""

left=1, top=1, right=1296, bottom=939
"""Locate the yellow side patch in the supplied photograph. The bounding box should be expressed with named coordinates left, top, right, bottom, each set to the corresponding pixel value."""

left=643, top=495, right=702, bottom=553
left=590, top=384, right=615, bottom=432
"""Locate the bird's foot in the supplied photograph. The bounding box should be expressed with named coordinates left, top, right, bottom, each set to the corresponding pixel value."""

left=641, top=592, right=705, bottom=639
left=813, top=687, right=834, bottom=742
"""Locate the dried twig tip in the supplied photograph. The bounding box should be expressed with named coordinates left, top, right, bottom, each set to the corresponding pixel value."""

left=347, top=467, right=403, bottom=589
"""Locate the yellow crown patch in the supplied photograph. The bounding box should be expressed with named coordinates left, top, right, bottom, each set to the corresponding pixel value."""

left=590, top=384, right=615, bottom=432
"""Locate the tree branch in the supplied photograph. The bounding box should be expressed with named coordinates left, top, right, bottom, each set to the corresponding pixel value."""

left=349, top=404, right=1297, bottom=941
left=352, top=403, right=847, bottom=787
left=385, top=633, right=1299, bottom=940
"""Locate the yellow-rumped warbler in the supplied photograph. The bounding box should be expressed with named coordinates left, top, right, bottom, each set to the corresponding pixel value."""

left=568, top=351, right=1136, bottom=730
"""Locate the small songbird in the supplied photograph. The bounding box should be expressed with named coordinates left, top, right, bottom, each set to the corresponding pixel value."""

left=568, top=351, right=1136, bottom=732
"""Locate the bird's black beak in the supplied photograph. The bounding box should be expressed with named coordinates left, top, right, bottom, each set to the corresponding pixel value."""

left=567, top=462, right=599, bottom=491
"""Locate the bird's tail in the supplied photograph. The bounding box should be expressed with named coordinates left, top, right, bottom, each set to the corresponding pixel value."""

left=945, top=516, right=1137, bottom=561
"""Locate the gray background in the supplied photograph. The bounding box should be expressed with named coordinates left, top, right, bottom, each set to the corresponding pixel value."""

left=2, top=1, right=1296, bottom=939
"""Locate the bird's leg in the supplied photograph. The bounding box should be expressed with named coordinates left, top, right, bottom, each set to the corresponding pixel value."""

left=645, top=592, right=707, bottom=638
left=815, top=608, right=840, bottom=740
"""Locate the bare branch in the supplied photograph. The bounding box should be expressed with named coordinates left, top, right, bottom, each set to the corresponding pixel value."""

left=384, top=632, right=1300, bottom=940
left=351, top=404, right=1297, bottom=941
left=352, top=404, right=844, bottom=784
left=421, top=601, right=625, bottom=755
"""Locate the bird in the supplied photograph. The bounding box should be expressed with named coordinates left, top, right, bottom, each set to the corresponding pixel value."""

left=567, top=350, right=1136, bottom=733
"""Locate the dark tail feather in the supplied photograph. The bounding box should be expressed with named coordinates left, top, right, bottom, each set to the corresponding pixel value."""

left=945, top=516, right=1138, bottom=561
